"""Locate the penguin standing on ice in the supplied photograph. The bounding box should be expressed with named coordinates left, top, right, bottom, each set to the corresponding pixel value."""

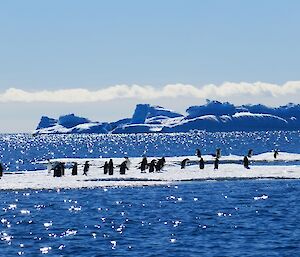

left=196, top=149, right=202, bottom=158
left=243, top=156, right=250, bottom=169
left=71, top=162, right=78, bottom=176
left=124, top=157, right=131, bottom=169
left=214, top=158, right=219, bottom=170
left=119, top=161, right=129, bottom=175
left=0, top=162, right=3, bottom=178
left=53, top=162, right=62, bottom=177
left=181, top=158, right=189, bottom=169
left=83, top=161, right=89, bottom=176
left=108, top=159, right=114, bottom=175
left=156, top=157, right=166, bottom=172
left=148, top=159, right=156, bottom=173
left=199, top=157, right=205, bottom=170
left=274, top=150, right=279, bottom=159
left=139, top=157, right=148, bottom=173
left=46, top=159, right=53, bottom=174
left=102, top=161, right=109, bottom=175
left=61, top=163, right=65, bottom=176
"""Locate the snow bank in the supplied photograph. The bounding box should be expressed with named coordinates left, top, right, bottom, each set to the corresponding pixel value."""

left=1, top=152, right=300, bottom=190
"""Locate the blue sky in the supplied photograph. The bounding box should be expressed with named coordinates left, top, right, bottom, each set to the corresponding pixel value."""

left=0, top=0, right=300, bottom=132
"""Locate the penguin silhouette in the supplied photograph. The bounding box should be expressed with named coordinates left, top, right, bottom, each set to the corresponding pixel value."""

left=274, top=150, right=279, bottom=159
left=199, top=157, right=205, bottom=170
left=139, top=157, right=148, bottom=173
left=83, top=161, right=89, bottom=176
left=214, top=158, right=219, bottom=170
left=0, top=162, right=3, bottom=178
left=196, top=149, right=202, bottom=158
left=156, top=157, right=166, bottom=172
left=102, top=161, right=109, bottom=174
left=181, top=158, right=189, bottom=169
left=61, top=163, right=65, bottom=176
left=108, top=159, right=114, bottom=175
left=148, top=160, right=156, bottom=173
left=119, top=161, right=128, bottom=175
left=124, top=157, right=131, bottom=169
left=243, top=156, right=250, bottom=169
left=71, top=162, right=78, bottom=176
left=53, top=162, right=62, bottom=177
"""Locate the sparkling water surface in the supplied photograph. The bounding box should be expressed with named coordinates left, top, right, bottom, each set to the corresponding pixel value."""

left=0, top=131, right=299, bottom=172
left=0, top=180, right=300, bottom=256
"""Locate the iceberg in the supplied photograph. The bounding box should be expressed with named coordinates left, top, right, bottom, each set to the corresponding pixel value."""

left=57, top=114, right=90, bottom=128
left=36, top=116, right=57, bottom=129
left=131, top=104, right=183, bottom=124
left=33, top=101, right=300, bottom=134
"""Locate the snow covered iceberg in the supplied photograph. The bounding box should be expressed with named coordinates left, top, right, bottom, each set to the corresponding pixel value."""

left=33, top=101, right=300, bottom=134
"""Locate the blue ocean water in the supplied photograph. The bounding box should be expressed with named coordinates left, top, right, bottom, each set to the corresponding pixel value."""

left=0, top=180, right=300, bottom=256
left=0, top=131, right=299, bottom=172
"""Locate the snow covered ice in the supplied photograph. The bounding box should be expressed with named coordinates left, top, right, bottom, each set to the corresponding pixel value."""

left=1, top=152, right=300, bottom=190
left=33, top=101, right=300, bottom=134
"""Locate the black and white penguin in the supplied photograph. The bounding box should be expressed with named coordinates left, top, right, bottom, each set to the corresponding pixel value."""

left=156, top=157, right=166, bottom=172
left=71, top=162, right=78, bottom=176
left=103, top=161, right=109, bottom=175
left=0, top=162, right=3, bottom=178
left=83, top=161, right=89, bottom=176
left=108, top=159, right=114, bottom=175
left=53, top=162, right=62, bottom=177
left=243, top=156, right=250, bottom=169
left=274, top=150, right=279, bottom=159
left=139, top=157, right=148, bottom=173
left=199, top=157, right=205, bottom=170
left=61, top=162, right=65, bottom=176
left=181, top=158, right=189, bottom=169
left=124, top=157, right=131, bottom=169
left=119, top=161, right=128, bottom=175
left=214, top=158, right=219, bottom=170
left=148, top=159, right=156, bottom=173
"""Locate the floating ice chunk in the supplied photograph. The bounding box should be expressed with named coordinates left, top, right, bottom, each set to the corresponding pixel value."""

left=20, top=210, right=30, bottom=214
left=58, top=244, right=65, bottom=250
left=111, top=240, right=117, bottom=249
left=61, top=229, right=77, bottom=237
left=68, top=206, right=81, bottom=212
left=254, top=195, right=269, bottom=200
left=1, top=232, right=13, bottom=242
left=8, top=204, right=17, bottom=210
left=40, top=247, right=52, bottom=254
left=43, top=222, right=53, bottom=228
left=1, top=218, right=8, bottom=224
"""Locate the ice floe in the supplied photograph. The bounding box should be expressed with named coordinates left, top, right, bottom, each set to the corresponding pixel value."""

left=0, top=152, right=300, bottom=190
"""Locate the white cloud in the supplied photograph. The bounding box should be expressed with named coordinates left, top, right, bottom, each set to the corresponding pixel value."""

left=1, top=81, right=300, bottom=103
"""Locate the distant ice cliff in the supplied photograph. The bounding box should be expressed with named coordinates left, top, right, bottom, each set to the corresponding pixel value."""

left=34, top=100, right=300, bottom=134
